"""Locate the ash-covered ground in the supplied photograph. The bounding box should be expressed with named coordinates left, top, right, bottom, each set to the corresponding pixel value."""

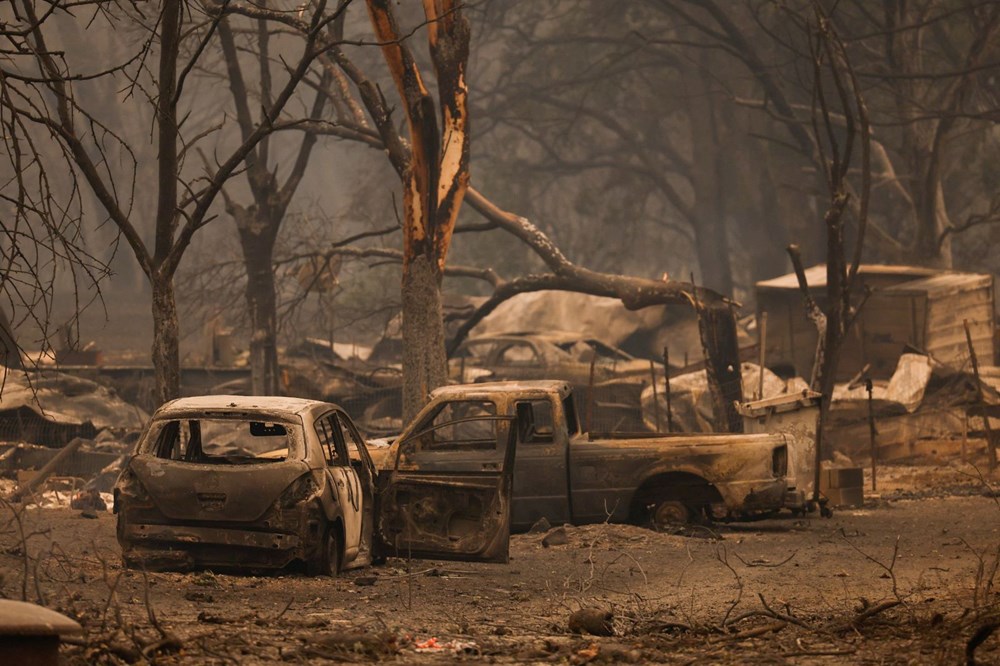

left=3, top=463, right=1000, bottom=664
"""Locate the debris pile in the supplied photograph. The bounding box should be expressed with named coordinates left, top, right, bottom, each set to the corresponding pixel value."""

left=0, top=367, right=144, bottom=507
left=0, top=367, right=147, bottom=444
left=640, top=362, right=786, bottom=432
left=826, top=353, right=1000, bottom=461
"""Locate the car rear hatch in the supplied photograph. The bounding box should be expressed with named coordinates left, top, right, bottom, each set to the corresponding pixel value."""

left=128, top=456, right=310, bottom=522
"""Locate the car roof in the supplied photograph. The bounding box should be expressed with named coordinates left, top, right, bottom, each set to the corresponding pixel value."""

left=431, top=380, right=571, bottom=397
left=155, top=395, right=338, bottom=418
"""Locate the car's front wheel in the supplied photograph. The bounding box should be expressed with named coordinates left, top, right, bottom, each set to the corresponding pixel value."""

left=307, top=525, right=341, bottom=576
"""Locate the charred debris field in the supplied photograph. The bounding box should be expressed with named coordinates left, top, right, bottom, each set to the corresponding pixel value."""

left=1, top=466, right=999, bottom=664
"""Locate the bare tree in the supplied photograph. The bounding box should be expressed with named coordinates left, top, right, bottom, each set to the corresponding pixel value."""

left=656, top=0, right=1000, bottom=268
left=470, top=2, right=743, bottom=296
left=785, top=5, right=872, bottom=503
left=214, top=1, right=748, bottom=427
left=0, top=1, right=118, bottom=372
left=214, top=10, right=338, bottom=395
left=3, top=0, right=347, bottom=403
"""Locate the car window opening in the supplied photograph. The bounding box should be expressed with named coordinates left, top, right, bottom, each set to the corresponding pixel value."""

left=148, top=418, right=293, bottom=463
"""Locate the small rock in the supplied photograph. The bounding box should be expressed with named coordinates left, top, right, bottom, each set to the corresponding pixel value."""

left=542, top=527, right=569, bottom=548
left=568, top=608, right=614, bottom=636
left=185, top=590, right=215, bottom=602
left=354, top=576, right=377, bottom=587
left=71, top=488, right=106, bottom=512
left=528, top=517, right=551, bottom=534
left=79, top=510, right=99, bottom=519
left=197, top=611, right=226, bottom=624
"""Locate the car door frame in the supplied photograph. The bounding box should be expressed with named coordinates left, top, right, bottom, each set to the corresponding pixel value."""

left=333, top=409, right=377, bottom=566
left=315, top=411, right=365, bottom=562
left=375, top=397, right=516, bottom=563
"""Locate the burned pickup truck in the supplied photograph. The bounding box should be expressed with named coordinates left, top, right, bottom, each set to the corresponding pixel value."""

left=377, top=381, right=804, bottom=547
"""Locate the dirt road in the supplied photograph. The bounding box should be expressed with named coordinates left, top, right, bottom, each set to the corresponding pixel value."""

left=3, top=464, right=1000, bottom=664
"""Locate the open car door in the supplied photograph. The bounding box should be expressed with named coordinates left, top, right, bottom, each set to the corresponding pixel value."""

left=376, top=399, right=515, bottom=563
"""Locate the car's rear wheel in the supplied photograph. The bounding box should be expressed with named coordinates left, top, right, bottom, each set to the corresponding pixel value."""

left=307, top=525, right=341, bottom=576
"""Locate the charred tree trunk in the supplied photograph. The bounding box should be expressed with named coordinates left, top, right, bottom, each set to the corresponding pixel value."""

left=236, top=210, right=281, bottom=395
left=401, top=254, right=448, bottom=420
left=692, top=209, right=733, bottom=297
left=686, top=54, right=734, bottom=297
left=696, top=301, right=743, bottom=433
left=366, top=0, right=471, bottom=418
left=151, top=274, right=181, bottom=404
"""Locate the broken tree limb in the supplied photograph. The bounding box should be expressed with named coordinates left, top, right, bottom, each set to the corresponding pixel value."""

left=967, top=621, right=1000, bottom=666
left=733, top=621, right=786, bottom=640
left=12, top=437, right=86, bottom=502
left=459, top=187, right=744, bottom=432
left=695, top=294, right=744, bottom=433
left=850, top=600, right=900, bottom=627
left=786, top=244, right=827, bottom=389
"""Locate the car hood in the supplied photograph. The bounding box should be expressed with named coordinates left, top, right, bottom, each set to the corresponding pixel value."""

left=128, top=455, right=311, bottom=522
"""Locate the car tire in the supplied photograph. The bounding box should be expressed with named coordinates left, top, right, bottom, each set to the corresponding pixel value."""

left=650, top=499, right=692, bottom=530
left=307, top=525, right=341, bottom=577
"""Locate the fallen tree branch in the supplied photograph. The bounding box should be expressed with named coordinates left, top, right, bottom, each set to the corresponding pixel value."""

left=732, top=620, right=786, bottom=639
left=850, top=600, right=900, bottom=627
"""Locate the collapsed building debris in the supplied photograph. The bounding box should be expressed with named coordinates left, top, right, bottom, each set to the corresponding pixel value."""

left=0, top=367, right=147, bottom=444
left=825, top=352, right=1000, bottom=462
left=640, top=362, right=786, bottom=433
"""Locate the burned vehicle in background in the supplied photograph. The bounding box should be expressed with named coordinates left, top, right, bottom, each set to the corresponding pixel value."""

left=449, top=332, right=653, bottom=431
left=449, top=332, right=649, bottom=385
left=114, top=396, right=520, bottom=573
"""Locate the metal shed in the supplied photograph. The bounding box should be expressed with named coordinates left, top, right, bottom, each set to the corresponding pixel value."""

left=863, top=272, right=995, bottom=376
left=756, top=265, right=995, bottom=381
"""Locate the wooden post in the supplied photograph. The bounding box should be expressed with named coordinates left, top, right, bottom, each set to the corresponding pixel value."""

left=649, top=360, right=662, bottom=432
left=962, top=412, right=969, bottom=463
left=585, top=355, right=597, bottom=434
left=757, top=311, right=768, bottom=400
left=663, top=346, right=673, bottom=432
left=964, top=319, right=995, bottom=471
left=866, top=377, right=877, bottom=492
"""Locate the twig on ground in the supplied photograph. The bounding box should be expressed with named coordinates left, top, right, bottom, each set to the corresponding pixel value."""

left=733, top=550, right=797, bottom=568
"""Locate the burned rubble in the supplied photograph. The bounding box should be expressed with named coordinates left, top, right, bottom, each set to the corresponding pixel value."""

left=4, top=0, right=1000, bottom=662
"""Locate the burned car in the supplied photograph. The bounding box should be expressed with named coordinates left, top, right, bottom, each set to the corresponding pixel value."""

left=114, top=396, right=378, bottom=575
left=114, top=395, right=518, bottom=573
left=449, top=332, right=649, bottom=386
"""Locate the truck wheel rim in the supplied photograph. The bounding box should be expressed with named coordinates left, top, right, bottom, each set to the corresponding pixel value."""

left=653, top=501, right=689, bottom=527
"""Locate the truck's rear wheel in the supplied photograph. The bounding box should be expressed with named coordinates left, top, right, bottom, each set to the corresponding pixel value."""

left=651, top=500, right=692, bottom=529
